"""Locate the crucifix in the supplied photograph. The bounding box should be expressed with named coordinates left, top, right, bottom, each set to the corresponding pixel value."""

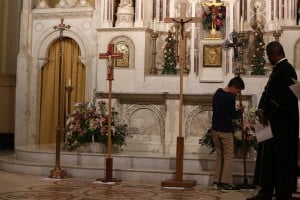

left=223, top=30, right=247, bottom=76
left=49, top=18, right=71, bottom=179
left=162, top=2, right=201, bottom=188
left=203, top=0, right=224, bottom=39
left=97, top=44, right=123, bottom=182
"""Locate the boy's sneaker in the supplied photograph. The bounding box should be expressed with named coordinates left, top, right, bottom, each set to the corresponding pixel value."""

left=212, top=182, right=219, bottom=190
left=218, top=183, right=239, bottom=191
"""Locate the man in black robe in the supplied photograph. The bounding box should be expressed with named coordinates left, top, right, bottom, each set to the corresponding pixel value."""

left=247, top=41, right=299, bottom=200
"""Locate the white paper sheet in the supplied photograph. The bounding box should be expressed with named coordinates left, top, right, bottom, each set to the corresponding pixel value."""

left=289, top=78, right=300, bottom=100
left=253, top=123, right=273, bottom=143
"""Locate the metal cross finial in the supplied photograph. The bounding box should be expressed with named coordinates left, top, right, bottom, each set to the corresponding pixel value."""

left=54, top=18, right=71, bottom=38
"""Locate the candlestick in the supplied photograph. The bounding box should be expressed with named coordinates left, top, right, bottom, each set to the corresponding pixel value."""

left=273, top=30, right=282, bottom=42
left=150, top=32, right=158, bottom=75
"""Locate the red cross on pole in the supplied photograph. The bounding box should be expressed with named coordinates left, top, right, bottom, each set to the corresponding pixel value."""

left=99, top=44, right=123, bottom=80
left=97, top=44, right=123, bottom=182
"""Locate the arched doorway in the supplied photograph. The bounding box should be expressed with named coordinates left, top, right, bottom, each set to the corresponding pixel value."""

left=39, top=37, right=86, bottom=144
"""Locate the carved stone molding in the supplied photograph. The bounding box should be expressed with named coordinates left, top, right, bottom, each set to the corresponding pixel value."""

left=32, top=8, right=93, bottom=20
left=121, top=104, right=166, bottom=142
left=184, top=104, right=212, bottom=137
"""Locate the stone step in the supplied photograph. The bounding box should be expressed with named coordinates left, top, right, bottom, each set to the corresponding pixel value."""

left=0, top=144, right=256, bottom=185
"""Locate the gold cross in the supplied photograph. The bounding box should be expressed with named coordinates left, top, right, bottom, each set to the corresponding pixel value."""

left=203, top=0, right=224, bottom=7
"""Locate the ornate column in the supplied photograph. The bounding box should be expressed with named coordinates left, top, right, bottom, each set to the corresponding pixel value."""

left=99, top=0, right=112, bottom=27
left=150, top=31, right=158, bottom=75
left=134, top=0, right=143, bottom=27
left=15, top=0, right=32, bottom=146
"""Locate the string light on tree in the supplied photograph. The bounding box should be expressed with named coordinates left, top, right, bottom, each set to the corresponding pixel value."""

left=251, top=26, right=266, bottom=75
left=162, top=31, right=177, bottom=75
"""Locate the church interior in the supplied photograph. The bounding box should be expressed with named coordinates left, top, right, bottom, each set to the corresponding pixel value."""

left=0, top=0, right=300, bottom=199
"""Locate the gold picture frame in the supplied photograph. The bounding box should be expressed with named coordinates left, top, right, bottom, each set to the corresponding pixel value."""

left=203, top=45, right=222, bottom=67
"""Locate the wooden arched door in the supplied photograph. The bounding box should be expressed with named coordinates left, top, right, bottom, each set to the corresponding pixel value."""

left=39, top=37, right=86, bottom=144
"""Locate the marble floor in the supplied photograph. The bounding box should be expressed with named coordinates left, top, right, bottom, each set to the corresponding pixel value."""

left=0, top=170, right=259, bottom=200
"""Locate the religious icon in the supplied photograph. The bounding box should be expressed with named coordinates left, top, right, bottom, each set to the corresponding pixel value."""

left=203, top=45, right=222, bottom=67
left=115, top=42, right=129, bottom=68
left=202, top=0, right=226, bottom=39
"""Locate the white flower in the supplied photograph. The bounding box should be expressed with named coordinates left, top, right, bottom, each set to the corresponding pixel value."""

left=234, top=130, right=243, bottom=141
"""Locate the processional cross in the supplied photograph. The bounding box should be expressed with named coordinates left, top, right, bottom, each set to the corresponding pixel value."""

left=203, top=0, right=224, bottom=39
left=224, top=31, right=253, bottom=189
left=49, top=18, right=71, bottom=179
left=97, top=44, right=123, bottom=182
left=162, top=2, right=201, bottom=188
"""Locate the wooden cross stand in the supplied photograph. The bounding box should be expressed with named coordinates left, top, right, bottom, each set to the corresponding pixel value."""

left=162, top=3, right=200, bottom=188
left=97, top=44, right=123, bottom=182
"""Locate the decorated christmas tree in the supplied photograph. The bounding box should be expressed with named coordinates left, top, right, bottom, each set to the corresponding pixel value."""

left=162, top=31, right=177, bottom=75
left=251, top=26, right=266, bottom=75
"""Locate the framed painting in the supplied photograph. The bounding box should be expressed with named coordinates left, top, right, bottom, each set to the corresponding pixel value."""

left=203, top=45, right=222, bottom=67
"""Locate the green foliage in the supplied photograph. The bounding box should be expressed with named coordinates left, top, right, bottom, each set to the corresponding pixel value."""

left=199, top=109, right=259, bottom=154
left=162, top=31, right=177, bottom=75
left=251, top=26, right=266, bottom=75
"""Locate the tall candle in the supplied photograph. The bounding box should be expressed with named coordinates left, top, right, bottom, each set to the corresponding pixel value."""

left=153, top=19, right=156, bottom=32
left=240, top=16, right=244, bottom=32
left=275, top=17, right=278, bottom=32
left=68, top=77, right=72, bottom=87
left=256, top=5, right=260, bottom=21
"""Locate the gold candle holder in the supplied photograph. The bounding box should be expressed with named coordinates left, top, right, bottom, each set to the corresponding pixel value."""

left=65, top=85, right=73, bottom=115
left=273, top=30, right=282, bottom=42
left=150, top=31, right=158, bottom=75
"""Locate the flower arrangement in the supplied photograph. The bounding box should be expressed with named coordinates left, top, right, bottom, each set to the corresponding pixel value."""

left=233, top=108, right=259, bottom=152
left=199, top=108, right=258, bottom=155
left=202, top=5, right=226, bottom=31
left=64, top=101, right=130, bottom=151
